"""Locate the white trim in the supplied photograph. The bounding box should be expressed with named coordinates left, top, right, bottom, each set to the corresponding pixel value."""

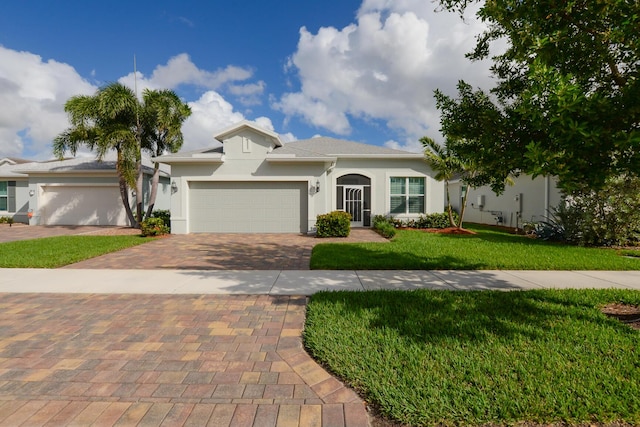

left=385, top=172, right=428, bottom=217
left=334, top=154, right=424, bottom=159
left=265, top=156, right=336, bottom=163
left=40, top=183, right=120, bottom=188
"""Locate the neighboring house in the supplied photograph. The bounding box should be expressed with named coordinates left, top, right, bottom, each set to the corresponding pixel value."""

left=5, top=154, right=170, bottom=226
left=0, top=158, right=32, bottom=223
left=449, top=175, right=563, bottom=229
left=154, top=120, right=444, bottom=234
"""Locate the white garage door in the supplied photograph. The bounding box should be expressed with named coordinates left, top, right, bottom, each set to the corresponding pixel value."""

left=40, top=185, right=128, bottom=226
left=189, top=181, right=308, bottom=233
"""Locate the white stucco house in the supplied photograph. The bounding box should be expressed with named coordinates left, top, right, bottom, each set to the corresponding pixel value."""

left=154, top=121, right=445, bottom=234
left=449, top=175, right=563, bottom=229
left=1, top=155, right=170, bottom=226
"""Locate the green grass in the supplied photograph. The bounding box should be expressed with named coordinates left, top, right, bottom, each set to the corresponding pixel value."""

left=0, top=235, right=153, bottom=268
left=311, top=225, right=640, bottom=270
left=304, top=289, right=640, bottom=427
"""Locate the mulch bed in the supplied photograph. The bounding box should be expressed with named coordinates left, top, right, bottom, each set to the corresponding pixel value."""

left=601, top=303, right=640, bottom=330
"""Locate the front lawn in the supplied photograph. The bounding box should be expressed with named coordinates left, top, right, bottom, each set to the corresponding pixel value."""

left=311, top=226, right=640, bottom=270
left=304, top=289, right=640, bottom=427
left=0, top=235, right=153, bottom=268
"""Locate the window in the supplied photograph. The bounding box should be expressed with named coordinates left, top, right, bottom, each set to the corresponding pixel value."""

left=0, top=182, right=7, bottom=211
left=390, top=177, right=425, bottom=214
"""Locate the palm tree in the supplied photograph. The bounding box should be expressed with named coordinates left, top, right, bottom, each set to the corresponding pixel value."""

left=55, top=83, right=191, bottom=228
left=422, top=136, right=462, bottom=228
left=140, top=89, right=191, bottom=217
left=54, top=82, right=141, bottom=226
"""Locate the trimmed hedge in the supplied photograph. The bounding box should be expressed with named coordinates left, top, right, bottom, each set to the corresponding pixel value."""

left=316, top=211, right=351, bottom=237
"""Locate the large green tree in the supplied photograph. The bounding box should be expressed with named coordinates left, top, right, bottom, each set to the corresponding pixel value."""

left=434, top=0, right=640, bottom=194
left=54, top=83, right=191, bottom=227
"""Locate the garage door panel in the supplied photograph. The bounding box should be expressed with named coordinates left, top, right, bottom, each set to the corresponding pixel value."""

left=41, top=186, right=128, bottom=226
left=189, top=182, right=307, bottom=233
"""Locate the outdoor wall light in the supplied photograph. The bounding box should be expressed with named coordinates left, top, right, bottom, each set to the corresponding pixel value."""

left=29, top=190, right=35, bottom=197
left=171, top=180, right=178, bottom=193
left=315, top=180, right=320, bottom=193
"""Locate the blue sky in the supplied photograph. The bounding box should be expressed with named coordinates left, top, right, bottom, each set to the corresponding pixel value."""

left=0, top=0, right=494, bottom=159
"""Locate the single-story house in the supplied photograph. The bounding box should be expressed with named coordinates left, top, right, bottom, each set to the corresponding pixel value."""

left=154, top=120, right=444, bottom=234
left=2, top=154, right=170, bottom=226
left=449, top=175, right=563, bottom=229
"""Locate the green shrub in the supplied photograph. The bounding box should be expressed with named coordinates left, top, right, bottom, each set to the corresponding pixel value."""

left=140, top=217, right=170, bottom=237
left=316, top=211, right=351, bottom=237
left=0, top=216, right=14, bottom=225
left=149, top=209, right=171, bottom=231
left=550, top=175, right=640, bottom=246
left=414, top=212, right=458, bottom=229
left=372, top=215, right=397, bottom=238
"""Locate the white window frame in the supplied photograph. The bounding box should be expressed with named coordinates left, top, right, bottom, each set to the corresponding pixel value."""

left=389, top=176, right=425, bottom=215
left=0, top=181, right=7, bottom=212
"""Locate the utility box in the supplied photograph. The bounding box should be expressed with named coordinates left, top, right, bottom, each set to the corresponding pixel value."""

left=515, top=193, right=523, bottom=216
left=477, top=195, right=485, bottom=208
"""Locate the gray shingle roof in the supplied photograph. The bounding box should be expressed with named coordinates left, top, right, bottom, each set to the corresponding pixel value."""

left=274, top=137, right=420, bottom=157
left=14, top=153, right=169, bottom=176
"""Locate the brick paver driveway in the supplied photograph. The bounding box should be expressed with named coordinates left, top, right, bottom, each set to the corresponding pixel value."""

left=0, top=293, right=370, bottom=426
left=63, top=229, right=387, bottom=270
left=0, top=225, right=138, bottom=243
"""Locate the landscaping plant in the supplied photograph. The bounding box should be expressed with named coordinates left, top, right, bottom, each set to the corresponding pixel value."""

left=140, top=217, right=170, bottom=237
left=315, top=210, right=351, bottom=237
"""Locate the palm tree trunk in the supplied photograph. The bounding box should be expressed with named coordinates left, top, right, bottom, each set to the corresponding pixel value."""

left=135, top=160, right=143, bottom=227
left=457, top=187, right=470, bottom=228
left=119, top=176, right=136, bottom=227
left=145, top=163, right=160, bottom=218
left=445, top=181, right=456, bottom=227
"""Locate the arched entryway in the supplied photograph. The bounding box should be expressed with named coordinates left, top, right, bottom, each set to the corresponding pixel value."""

left=336, top=174, right=371, bottom=227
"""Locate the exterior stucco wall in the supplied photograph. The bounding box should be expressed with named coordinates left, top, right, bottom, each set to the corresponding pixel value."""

left=450, top=175, right=562, bottom=228
left=169, top=156, right=444, bottom=234
left=0, top=179, right=30, bottom=223
left=328, top=158, right=444, bottom=220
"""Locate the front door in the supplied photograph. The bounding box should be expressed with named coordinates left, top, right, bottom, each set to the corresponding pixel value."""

left=344, top=185, right=364, bottom=227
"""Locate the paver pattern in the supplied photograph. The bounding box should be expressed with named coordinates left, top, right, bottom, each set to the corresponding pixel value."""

left=0, top=225, right=139, bottom=243
left=63, top=229, right=387, bottom=270
left=0, top=293, right=370, bottom=426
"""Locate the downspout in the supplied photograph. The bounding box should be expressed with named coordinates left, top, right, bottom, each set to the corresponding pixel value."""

left=544, top=176, right=550, bottom=221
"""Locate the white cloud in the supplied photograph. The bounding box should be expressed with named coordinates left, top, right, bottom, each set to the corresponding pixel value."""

left=181, top=91, right=245, bottom=150
left=0, top=45, right=96, bottom=159
left=119, top=53, right=257, bottom=94
left=0, top=47, right=278, bottom=158
left=276, top=0, right=495, bottom=148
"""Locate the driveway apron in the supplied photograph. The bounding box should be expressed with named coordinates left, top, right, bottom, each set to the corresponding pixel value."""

left=0, top=229, right=384, bottom=425
left=0, top=293, right=370, bottom=426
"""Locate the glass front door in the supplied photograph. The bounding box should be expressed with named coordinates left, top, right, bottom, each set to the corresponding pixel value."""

left=344, top=186, right=363, bottom=227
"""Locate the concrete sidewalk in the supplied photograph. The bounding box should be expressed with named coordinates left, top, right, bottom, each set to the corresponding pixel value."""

left=1, top=269, right=639, bottom=294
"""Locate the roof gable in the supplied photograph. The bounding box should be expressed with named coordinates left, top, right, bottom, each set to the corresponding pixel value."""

left=214, top=120, right=283, bottom=147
